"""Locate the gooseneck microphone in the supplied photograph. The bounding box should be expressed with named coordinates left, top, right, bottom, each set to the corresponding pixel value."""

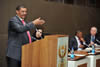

left=96, top=39, right=100, bottom=44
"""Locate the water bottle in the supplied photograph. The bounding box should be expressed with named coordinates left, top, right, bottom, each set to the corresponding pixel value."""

left=70, top=47, right=75, bottom=59
left=92, top=45, right=95, bottom=54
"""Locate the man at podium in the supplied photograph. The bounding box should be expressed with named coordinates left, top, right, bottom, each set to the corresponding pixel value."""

left=6, top=5, right=45, bottom=67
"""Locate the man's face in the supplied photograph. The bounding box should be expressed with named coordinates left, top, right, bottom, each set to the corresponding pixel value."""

left=16, top=8, right=27, bottom=19
left=77, top=32, right=83, bottom=38
left=90, top=27, right=97, bottom=36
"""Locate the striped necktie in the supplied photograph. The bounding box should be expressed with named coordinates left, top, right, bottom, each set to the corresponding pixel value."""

left=91, top=36, right=95, bottom=42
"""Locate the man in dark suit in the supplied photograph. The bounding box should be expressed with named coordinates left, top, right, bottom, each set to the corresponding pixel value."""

left=84, top=27, right=100, bottom=47
left=69, top=31, right=86, bottom=51
left=6, top=5, right=45, bottom=67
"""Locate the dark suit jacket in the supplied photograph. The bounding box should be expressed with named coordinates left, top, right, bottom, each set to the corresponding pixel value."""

left=7, top=16, right=36, bottom=61
left=69, top=37, right=78, bottom=51
left=84, top=34, right=100, bottom=45
left=69, top=36, right=86, bottom=51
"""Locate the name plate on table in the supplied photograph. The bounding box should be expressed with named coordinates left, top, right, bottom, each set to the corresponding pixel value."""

left=57, top=37, right=68, bottom=67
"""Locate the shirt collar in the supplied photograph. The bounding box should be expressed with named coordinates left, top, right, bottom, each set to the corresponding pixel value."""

left=91, top=35, right=95, bottom=38
left=75, top=36, right=79, bottom=40
left=16, top=15, right=23, bottom=21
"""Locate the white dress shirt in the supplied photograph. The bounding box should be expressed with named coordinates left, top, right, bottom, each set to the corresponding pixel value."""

left=75, top=36, right=82, bottom=51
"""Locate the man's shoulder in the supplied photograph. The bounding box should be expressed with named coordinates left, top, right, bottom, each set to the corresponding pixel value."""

left=9, top=16, right=18, bottom=21
left=96, top=33, right=100, bottom=39
left=84, top=34, right=91, bottom=41
left=85, top=34, right=90, bottom=37
left=96, top=33, right=100, bottom=36
left=70, top=36, right=76, bottom=41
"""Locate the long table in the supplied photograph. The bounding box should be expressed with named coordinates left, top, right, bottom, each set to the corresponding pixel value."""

left=68, top=57, right=90, bottom=67
left=87, top=48, right=100, bottom=67
left=68, top=48, right=100, bottom=67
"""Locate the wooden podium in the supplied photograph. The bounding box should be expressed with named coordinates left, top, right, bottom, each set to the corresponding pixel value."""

left=21, top=35, right=68, bottom=67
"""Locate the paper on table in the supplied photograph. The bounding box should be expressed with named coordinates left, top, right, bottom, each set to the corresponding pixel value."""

left=88, top=53, right=95, bottom=55
left=96, top=51, right=100, bottom=52
left=74, top=54, right=86, bottom=56
left=68, top=54, right=85, bottom=57
left=95, top=48, right=100, bottom=50
left=84, top=48, right=92, bottom=52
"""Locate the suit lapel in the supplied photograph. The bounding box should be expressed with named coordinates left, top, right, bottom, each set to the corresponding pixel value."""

left=74, top=37, right=78, bottom=47
left=88, top=34, right=91, bottom=43
left=15, top=16, right=23, bottom=25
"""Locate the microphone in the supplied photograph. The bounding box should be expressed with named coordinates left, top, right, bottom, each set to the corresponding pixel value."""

left=81, top=41, right=90, bottom=48
left=83, top=43, right=90, bottom=48
left=96, top=39, right=100, bottom=44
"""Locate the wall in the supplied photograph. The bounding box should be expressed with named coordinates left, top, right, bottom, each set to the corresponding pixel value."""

left=0, top=0, right=99, bottom=67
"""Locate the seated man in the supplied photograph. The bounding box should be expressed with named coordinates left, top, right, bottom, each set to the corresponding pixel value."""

left=69, top=30, right=86, bottom=51
left=84, top=26, right=100, bottom=47
left=32, top=28, right=44, bottom=41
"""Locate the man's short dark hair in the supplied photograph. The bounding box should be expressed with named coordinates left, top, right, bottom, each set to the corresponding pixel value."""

left=36, top=25, right=44, bottom=32
left=75, top=30, right=82, bottom=35
left=16, top=5, right=26, bottom=10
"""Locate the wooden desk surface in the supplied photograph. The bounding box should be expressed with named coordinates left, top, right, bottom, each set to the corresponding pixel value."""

left=74, top=51, right=88, bottom=56
left=68, top=51, right=88, bottom=61
left=68, top=56, right=86, bottom=61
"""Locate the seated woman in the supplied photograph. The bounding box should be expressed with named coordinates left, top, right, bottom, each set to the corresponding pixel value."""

left=32, top=28, right=44, bottom=42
